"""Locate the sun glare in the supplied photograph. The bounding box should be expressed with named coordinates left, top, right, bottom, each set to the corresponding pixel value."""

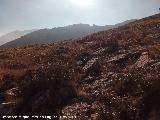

left=70, top=0, right=94, bottom=8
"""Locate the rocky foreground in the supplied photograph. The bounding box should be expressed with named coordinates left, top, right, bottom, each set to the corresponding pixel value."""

left=0, top=14, right=160, bottom=120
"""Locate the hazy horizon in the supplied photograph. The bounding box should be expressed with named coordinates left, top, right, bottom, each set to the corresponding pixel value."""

left=0, top=21, right=134, bottom=37
left=0, top=0, right=160, bottom=36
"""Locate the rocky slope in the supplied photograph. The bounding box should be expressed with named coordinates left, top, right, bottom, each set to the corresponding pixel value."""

left=0, top=14, right=159, bottom=120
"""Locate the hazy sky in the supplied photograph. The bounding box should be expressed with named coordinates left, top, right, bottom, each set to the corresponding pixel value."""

left=0, top=0, right=160, bottom=36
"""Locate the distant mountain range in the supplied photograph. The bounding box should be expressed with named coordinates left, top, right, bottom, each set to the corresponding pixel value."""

left=0, top=30, right=37, bottom=46
left=0, top=19, right=136, bottom=48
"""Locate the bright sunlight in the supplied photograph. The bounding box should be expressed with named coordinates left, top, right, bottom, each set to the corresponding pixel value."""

left=70, top=0, right=94, bottom=8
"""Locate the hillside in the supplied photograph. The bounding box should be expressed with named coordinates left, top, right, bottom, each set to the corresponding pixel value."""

left=0, top=30, right=36, bottom=46
left=0, top=20, right=135, bottom=48
left=0, top=14, right=159, bottom=120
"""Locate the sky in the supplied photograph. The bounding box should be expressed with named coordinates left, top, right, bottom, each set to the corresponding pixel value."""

left=0, top=0, right=160, bottom=36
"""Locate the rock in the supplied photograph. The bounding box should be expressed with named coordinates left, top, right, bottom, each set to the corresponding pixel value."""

left=84, top=41, right=93, bottom=44
left=107, top=54, right=127, bottom=63
left=135, top=52, right=149, bottom=68
left=83, top=58, right=101, bottom=77
left=152, top=61, right=160, bottom=67
left=75, top=52, right=91, bottom=66
left=147, top=33, right=160, bottom=39
left=56, top=47, right=69, bottom=55
left=82, top=76, right=95, bottom=84
left=107, top=52, right=143, bottom=69
left=5, top=87, right=20, bottom=96
left=93, top=48, right=106, bottom=55
left=83, top=58, right=98, bottom=72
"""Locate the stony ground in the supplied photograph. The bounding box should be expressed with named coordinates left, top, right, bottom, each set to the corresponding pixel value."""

left=0, top=14, right=160, bottom=120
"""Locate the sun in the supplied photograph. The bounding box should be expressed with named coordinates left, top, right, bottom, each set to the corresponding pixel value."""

left=70, top=0, right=94, bottom=8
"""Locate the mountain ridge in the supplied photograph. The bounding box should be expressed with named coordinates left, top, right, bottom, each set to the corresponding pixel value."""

left=0, top=19, right=136, bottom=48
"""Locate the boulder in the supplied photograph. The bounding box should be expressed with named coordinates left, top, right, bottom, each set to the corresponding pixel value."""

left=5, top=87, right=20, bottom=97
left=75, top=52, right=91, bottom=66
left=93, top=48, right=106, bottom=55
left=107, top=54, right=127, bottom=63
left=83, top=58, right=101, bottom=76
left=83, top=58, right=98, bottom=72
